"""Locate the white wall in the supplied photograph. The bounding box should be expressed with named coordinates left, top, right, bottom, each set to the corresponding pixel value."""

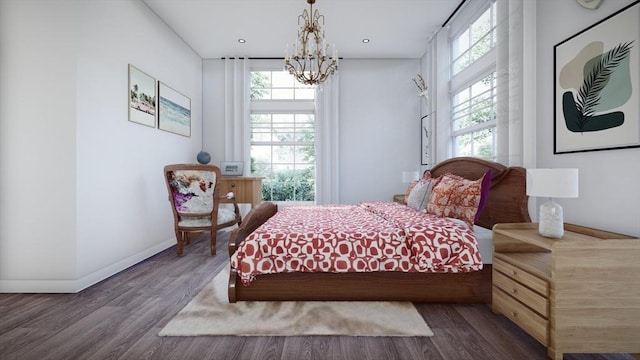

left=201, top=58, right=422, bottom=206
left=0, top=0, right=203, bottom=292
left=338, top=59, right=422, bottom=203
left=202, top=60, right=227, bottom=166
left=535, top=0, right=640, bottom=237
left=0, top=0, right=78, bottom=289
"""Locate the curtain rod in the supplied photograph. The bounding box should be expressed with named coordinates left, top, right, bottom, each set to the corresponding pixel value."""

left=220, top=57, right=282, bottom=60
left=220, top=57, right=343, bottom=60
left=442, top=0, right=467, bottom=27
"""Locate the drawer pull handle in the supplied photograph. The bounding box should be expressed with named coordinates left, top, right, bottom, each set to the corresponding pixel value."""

left=231, top=183, right=236, bottom=188
left=510, top=288, right=517, bottom=294
left=511, top=270, right=517, bottom=276
left=510, top=311, right=517, bottom=318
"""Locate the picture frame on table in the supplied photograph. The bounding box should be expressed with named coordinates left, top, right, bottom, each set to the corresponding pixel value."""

left=158, top=81, right=191, bottom=137
left=128, top=64, right=156, bottom=128
left=553, top=1, right=640, bottom=154
left=220, top=161, right=244, bottom=176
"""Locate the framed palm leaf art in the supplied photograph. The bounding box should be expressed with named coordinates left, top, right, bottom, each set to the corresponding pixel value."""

left=554, top=1, right=639, bottom=154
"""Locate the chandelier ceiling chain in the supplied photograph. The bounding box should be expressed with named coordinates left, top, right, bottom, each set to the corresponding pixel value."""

left=284, top=0, right=338, bottom=85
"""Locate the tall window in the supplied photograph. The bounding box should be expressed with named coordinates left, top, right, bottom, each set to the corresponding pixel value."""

left=450, top=1, right=497, bottom=160
left=250, top=70, right=316, bottom=203
left=452, top=72, right=497, bottom=159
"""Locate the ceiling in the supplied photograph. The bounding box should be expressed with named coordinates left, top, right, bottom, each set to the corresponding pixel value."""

left=143, top=0, right=462, bottom=59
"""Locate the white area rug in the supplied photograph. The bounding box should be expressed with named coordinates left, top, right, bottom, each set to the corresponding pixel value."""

left=158, top=267, right=434, bottom=337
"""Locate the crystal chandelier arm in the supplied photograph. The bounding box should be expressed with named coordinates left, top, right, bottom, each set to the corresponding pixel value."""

left=285, top=0, right=338, bottom=85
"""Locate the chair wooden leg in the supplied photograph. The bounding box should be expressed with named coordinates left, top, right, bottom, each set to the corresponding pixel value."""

left=210, top=230, right=217, bottom=255
left=176, top=231, right=184, bottom=256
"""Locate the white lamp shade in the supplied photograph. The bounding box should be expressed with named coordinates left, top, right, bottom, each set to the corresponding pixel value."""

left=402, top=171, right=419, bottom=183
left=526, top=168, right=579, bottom=198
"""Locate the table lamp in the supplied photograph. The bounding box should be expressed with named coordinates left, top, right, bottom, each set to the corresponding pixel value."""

left=402, top=171, right=420, bottom=183
left=526, top=168, right=579, bottom=238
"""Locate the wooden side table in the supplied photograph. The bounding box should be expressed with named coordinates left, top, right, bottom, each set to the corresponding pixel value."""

left=393, top=194, right=405, bottom=204
left=219, top=177, right=263, bottom=208
left=492, top=222, right=640, bottom=360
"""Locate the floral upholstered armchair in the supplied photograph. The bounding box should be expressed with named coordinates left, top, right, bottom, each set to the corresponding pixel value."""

left=164, top=164, right=241, bottom=256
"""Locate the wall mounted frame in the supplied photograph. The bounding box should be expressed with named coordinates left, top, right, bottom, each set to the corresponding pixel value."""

left=554, top=1, right=640, bottom=154
left=128, top=64, right=156, bottom=127
left=158, top=81, right=191, bottom=137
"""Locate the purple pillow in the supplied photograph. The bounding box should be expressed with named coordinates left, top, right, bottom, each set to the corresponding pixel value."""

left=474, top=169, right=492, bottom=222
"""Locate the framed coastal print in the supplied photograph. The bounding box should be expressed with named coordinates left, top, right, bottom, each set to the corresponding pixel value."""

left=554, top=1, right=640, bottom=154
left=158, top=81, right=191, bottom=137
left=128, top=64, right=156, bottom=127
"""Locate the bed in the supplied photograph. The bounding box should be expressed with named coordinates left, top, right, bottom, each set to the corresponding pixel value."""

left=227, top=157, right=530, bottom=303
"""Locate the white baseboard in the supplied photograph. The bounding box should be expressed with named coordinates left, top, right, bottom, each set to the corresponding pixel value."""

left=0, top=239, right=175, bottom=293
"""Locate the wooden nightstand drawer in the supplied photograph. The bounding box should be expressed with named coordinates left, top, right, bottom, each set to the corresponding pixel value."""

left=493, top=257, right=548, bottom=296
left=493, top=287, right=548, bottom=346
left=493, top=270, right=548, bottom=317
left=219, top=177, right=263, bottom=208
left=493, top=222, right=640, bottom=359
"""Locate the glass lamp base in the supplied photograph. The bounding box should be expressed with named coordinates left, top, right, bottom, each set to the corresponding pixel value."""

left=539, top=200, right=564, bottom=238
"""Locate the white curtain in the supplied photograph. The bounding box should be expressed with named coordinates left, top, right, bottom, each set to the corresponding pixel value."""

left=427, top=0, right=535, bottom=167
left=495, top=0, right=536, bottom=167
left=431, top=0, right=492, bottom=165
left=224, top=57, right=251, bottom=174
left=314, top=75, right=340, bottom=205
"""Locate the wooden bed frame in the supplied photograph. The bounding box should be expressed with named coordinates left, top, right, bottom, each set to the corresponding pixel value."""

left=227, top=157, right=530, bottom=303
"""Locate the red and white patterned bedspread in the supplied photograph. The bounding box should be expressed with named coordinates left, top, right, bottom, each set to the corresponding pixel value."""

left=230, top=202, right=482, bottom=286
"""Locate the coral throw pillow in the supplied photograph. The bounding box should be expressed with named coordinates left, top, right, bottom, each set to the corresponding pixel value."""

left=426, top=173, right=484, bottom=227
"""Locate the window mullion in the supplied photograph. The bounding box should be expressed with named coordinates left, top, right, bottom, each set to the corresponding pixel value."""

left=452, top=121, right=495, bottom=137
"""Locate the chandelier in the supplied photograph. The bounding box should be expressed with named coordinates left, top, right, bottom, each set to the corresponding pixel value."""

left=284, top=0, right=338, bottom=85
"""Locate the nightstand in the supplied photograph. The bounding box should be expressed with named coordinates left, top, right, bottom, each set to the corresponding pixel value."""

left=492, top=223, right=640, bottom=360
left=393, top=194, right=405, bottom=204
left=219, top=176, right=263, bottom=208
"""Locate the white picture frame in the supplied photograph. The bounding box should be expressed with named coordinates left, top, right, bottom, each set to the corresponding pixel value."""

left=158, top=81, right=191, bottom=137
left=221, top=161, right=244, bottom=176
left=128, top=64, right=156, bottom=128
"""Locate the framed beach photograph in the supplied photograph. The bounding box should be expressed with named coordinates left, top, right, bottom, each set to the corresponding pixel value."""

left=158, top=81, right=191, bottom=137
left=553, top=2, right=640, bottom=154
left=128, top=64, right=157, bottom=127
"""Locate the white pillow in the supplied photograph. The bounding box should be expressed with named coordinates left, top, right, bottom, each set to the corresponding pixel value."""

left=406, top=180, right=433, bottom=211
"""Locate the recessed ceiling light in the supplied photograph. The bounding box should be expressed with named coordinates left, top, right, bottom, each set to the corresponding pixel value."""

left=362, top=39, right=370, bottom=43
left=238, top=39, right=246, bottom=43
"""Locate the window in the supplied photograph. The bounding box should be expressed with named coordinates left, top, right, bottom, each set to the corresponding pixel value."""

left=452, top=72, right=496, bottom=159
left=450, top=1, right=497, bottom=160
left=451, top=3, right=497, bottom=76
left=251, top=70, right=314, bottom=100
left=250, top=70, right=316, bottom=203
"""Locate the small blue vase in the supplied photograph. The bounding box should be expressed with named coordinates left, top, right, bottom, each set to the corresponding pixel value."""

left=196, top=151, right=211, bottom=164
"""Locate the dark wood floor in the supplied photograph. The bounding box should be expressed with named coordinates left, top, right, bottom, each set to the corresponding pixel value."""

left=0, top=231, right=635, bottom=360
